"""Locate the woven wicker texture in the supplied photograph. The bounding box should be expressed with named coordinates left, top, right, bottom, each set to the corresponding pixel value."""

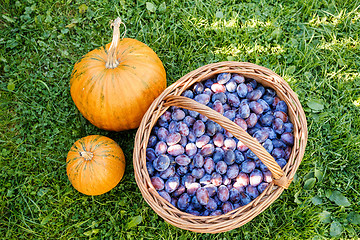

left=133, top=61, right=308, bottom=233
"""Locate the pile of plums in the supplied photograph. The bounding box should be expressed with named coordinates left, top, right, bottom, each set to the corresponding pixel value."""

left=146, top=73, right=294, bottom=216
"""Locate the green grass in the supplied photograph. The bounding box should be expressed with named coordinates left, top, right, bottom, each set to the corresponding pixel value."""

left=1, top=0, right=360, bottom=239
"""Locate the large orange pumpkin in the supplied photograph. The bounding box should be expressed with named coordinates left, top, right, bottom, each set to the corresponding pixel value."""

left=70, top=18, right=166, bottom=131
left=66, top=135, right=126, bottom=195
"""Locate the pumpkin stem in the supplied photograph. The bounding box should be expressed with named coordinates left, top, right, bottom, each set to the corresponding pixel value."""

left=106, top=17, right=127, bottom=69
left=80, top=151, right=94, bottom=161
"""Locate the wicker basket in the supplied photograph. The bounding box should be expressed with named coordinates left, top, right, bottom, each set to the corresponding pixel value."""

left=133, top=61, right=308, bottom=233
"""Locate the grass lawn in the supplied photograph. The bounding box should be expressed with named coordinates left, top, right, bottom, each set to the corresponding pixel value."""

left=1, top=0, right=360, bottom=239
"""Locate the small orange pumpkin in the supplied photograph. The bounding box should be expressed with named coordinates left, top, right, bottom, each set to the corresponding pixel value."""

left=70, top=18, right=166, bottom=131
left=66, top=135, right=126, bottom=195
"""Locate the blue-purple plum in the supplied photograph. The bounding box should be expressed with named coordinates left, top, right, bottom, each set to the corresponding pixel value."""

left=217, top=185, right=230, bottom=202
left=232, top=74, right=245, bottom=83
left=146, top=162, right=155, bottom=176
left=193, top=154, right=204, bottom=168
left=153, top=155, right=170, bottom=172
left=249, top=169, right=263, bottom=186
left=229, top=188, right=241, bottom=203
left=193, top=82, right=204, bottom=94
left=239, top=192, right=252, bottom=205
left=185, top=143, right=197, bottom=156
left=175, top=154, right=191, bottom=166
left=262, top=139, right=274, bottom=153
left=284, top=146, right=291, bottom=160
left=241, top=160, right=256, bottom=173
left=223, top=138, right=236, bottom=150
left=204, top=184, right=217, bottom=197
left=211, top=92, right=227, bottom=104
left=245, top=149, right=259, bottom=160
left=200, top=143, right=215, bottom=156
left=146, top=148, right=157, bottom=162
left=212, top=100, right=224, bottom=114
left=206, top=121, right=217, bottom=136
left=204, top=157, right=215, bottom=174
left=191, top=168, right=205, bottom=179
left=184, top=116, right=196, bottom=127
left=281, top=132, right=294, bottom=146
left=259, top=113, right=275, bottom=127
left=262, top=94, right=274, bottom=105
left=253, top=129, right=269, bottom=143
left=235, top=172, right=249, bottom=187
left=187, top=130, right=196, bottom=142
left=228, top=93, right=241, bottom=107
left=195, top=135, right=210, bottom=148
left=187, top=182, right=201, bottom=196
left=165, top=176, right=180, bottom=193
left=247, top=89, right=263, bottom=101
left=246, top=113, right=258, bottom=128
left=235, top=150, right=245, bottom=163
left=158, top=190, right=171, bottom=203
left=217, top=73, right=231, bottom=84
left=148, top=135, right=157, bottom=148
left=272, top=139, right=287, bottom=148
left=237, top=140, right=249, bottom=152
left=211, top=83, right=226, bottom=93
left=222, top=201, right=234, bottom=213
left=167, top=144, right=185, bottom=156
left=177, top=122, right=189, bottom=136
left=182, top=90, right=194, bottom=99
left=176, top=165, right=188, bottom=176
left=177, top=193, right=190, bottom=210
left=224, top=110, right=236, bottom=121
left=182, top=174, right=195, bottom=188
left=199, top=174, right=212, bottom=185
left=274, top=111, right=288, bottom=123
left=213, top=147, right=225, bottom=163
left=216, top=161, right=227, bottom=175
left=257, top=182, right=269, bottom=193
left=284, top=122, right=294, bottom=132
left=210, top=210, right=223, bottom=216
left=191, top=196, right=202, bottom=210
left=157, top=127, right=169, bottom=142
left=193, top=120, right=205, bottom=137
left=168, top=121, right=177, bottom=133
left=225, top=80, right=237, bottom=92
left=159, top=165, right=175, bottom=179
left=227, top=164, right=240, bottom=179
left=276, top=158, right=287, bottom=169
left=204, top=79, right=215, bottom=88
left=166, top=133, right=181, bottom=146
left=171, top=109, right=185, bottom=121
left=236, top=83, right=248, bottom=98
left=246, top=185, right=259, bottom=199
left=258, top=99, right=270, bottom=113
left=151, top=176, right=164, bottom=190
left=155, top=141, right=168, bottom=156
left=211, top=172, right=223, bottom=186
left=196, top=187, right=210, bottom=205
left=263, top=170, right=272, bottom=183
left=272, top=118, right=285, bottom=134
left=213, top=133, right=224, bottom=147
left=275, top=100, right=288, bottom=113
left=272, top=148, right=285, bottom=159
left=194, top=93, right=210, bottom=105
left=224, top=150, right=235, bottom=165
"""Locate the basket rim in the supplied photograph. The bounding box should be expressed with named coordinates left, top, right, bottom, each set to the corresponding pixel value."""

left=133, top=61, right=308, bottom=233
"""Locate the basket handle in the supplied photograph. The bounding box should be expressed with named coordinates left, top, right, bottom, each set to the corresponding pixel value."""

left=164, top=95, right=291, bottom=189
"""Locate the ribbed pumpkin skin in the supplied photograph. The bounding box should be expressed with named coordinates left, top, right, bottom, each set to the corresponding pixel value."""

left=66, top=135, right=126, bottom=196
left=70, top=38, right=166, bottom=131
